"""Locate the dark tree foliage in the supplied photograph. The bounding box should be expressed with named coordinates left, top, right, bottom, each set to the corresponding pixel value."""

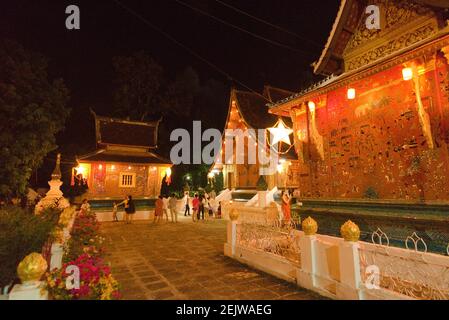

left=0, top=40, right=70, bottom=199
left=112, top=51, right=163, bottom=121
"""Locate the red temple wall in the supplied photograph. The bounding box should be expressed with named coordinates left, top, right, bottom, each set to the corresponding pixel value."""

left=293, top=53, right=449, bottom=202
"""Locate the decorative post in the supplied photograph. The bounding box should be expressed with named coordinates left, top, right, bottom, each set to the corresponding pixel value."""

left=9, top=253, right=49, bottom=300
left=297, top=217, right=318, bottom=291
left=224, top=208, right=239, bottom=257
left=35, top=153, right=70, bottom=214
left=337, top=220, right=363, bottom=300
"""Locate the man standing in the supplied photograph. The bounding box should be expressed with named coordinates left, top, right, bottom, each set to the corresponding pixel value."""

left=183, top=192, right=190, bottom=216
left=169, top=193, right=178, bottom=223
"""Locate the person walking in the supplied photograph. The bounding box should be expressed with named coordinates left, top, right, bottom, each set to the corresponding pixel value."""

left=117, top=195, right=135, bottom=224
left=183, top=192, right=190, bottom=216
left=198, top=195, right=205, bottom=221
left=168, top=193, right=178, bottom=223
left=207, top=196, right=214, bottom=219
left=125, top=195, right=136, bottom=224
left=154, top=195, right=164, bottom=223
left=112, top=201, right=119, bottom=222
left=192, top=194, right=200, bottom=222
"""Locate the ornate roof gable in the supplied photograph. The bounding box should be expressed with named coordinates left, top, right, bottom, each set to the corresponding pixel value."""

left=314, top=0, right=446, bottom=76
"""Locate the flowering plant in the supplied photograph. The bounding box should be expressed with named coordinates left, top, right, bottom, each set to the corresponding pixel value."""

left=46, top=253, right=120, bottom=300
left=64, top=211, right=104, bottom=262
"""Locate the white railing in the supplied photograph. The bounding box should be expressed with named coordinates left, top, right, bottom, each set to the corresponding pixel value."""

left=224, top=209, right=449, bottom=300
left=359, top=240, right=449, bottom=300
left=236, top=222, right=300, bottom=265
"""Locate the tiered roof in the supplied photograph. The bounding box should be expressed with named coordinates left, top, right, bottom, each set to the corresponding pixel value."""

left=78, top=111, right=171, bottom=165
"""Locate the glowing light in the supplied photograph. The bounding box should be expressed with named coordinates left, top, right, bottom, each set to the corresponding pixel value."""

left=347, top=88, right=356, bottom=100
left=165, top=167, right=172, bottom=178
left=267, top=118, right=293, bottom=145
left=75, top=165, right=86, bottom=176
left=308, top=101, right=316, bottom=113
left=128, top=166, right=132, bottom=170
left=402, top=67, right=413, bottom=81
left=111, top=165, right=115, bottom=170
left=98, top=164, right=103, bottom=170
left=277, top=164, right=284, bottom=174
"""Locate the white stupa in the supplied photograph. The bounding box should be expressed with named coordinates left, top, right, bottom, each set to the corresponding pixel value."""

left=35, top=153, right=70, bottom=214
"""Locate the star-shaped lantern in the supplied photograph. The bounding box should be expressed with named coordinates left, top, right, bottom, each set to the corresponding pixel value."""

left=268, top=118, right=293, bottom=146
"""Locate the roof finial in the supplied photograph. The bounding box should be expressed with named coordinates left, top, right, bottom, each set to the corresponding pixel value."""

left=51, top=153, right=62, bottom=180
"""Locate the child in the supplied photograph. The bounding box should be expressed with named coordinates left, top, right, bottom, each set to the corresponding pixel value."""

left=154, top=195, right=164, bottom=223
left=112, top=201, right=119, bottom=222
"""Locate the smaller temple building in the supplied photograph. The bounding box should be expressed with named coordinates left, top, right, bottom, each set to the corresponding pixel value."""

left=73, top=112, right=172, bottom=199
left=211, top=86, right=300, bottom=191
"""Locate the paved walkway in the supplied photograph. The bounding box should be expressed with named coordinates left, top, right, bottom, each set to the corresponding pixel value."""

left=100, top=214, right=324, bottom=300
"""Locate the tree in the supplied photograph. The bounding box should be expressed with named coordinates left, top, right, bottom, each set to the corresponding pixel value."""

left=161, top=66, right=200, bottom=117
left=0, top=40, right=70, bottom=200
left=112, top=51, right=163, bottom=121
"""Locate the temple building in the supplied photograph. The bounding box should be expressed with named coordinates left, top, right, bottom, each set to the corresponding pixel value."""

left=268, top=0, right=449, bottom=202
left=73, top=112, right=172, bottom=199
left=211, top=86, right=300, bottom=191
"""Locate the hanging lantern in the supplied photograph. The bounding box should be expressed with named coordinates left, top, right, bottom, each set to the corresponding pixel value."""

left=402, top=67, right=413, bottom=81
left=267, top=118, right=293, bottom=146
left=308, top=101, right=316, bottom=113
left=347, top=88, right=356, bottom=100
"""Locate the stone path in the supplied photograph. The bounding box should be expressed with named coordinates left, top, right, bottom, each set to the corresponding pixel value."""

left=100, top=214, right=324, bottom=300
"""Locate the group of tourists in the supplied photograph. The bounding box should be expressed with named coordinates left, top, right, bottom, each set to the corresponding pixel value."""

left=153, top=192, right=222, bottom=223
left=188, top=193, right=222, bottom=222
left=80, top=189, right=291, bottom=225
left=153, top=194, right=179, bottom=223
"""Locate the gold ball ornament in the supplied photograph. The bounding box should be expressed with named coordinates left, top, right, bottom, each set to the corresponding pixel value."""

left=229, top=208, right=239, bottom=221
left=17, top=252, right=48, bottom=285
left=340, top=220, right=360, bottom=242
left=302, top=216, right=318, bottom=236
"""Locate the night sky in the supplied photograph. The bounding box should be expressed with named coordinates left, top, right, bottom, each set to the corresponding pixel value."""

left=0, top=0, right=340, bottom=185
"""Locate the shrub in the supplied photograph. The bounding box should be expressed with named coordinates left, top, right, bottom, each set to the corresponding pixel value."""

left=0, top=206, right=61, bottom=288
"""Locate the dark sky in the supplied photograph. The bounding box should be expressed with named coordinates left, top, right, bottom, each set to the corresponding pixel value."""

left=0, top=0, right=340, bottom=185
left=0, top=0, right=340, bottom=111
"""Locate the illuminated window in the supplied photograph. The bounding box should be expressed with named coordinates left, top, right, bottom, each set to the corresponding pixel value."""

left=119, top=173, right=136, bottom=188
